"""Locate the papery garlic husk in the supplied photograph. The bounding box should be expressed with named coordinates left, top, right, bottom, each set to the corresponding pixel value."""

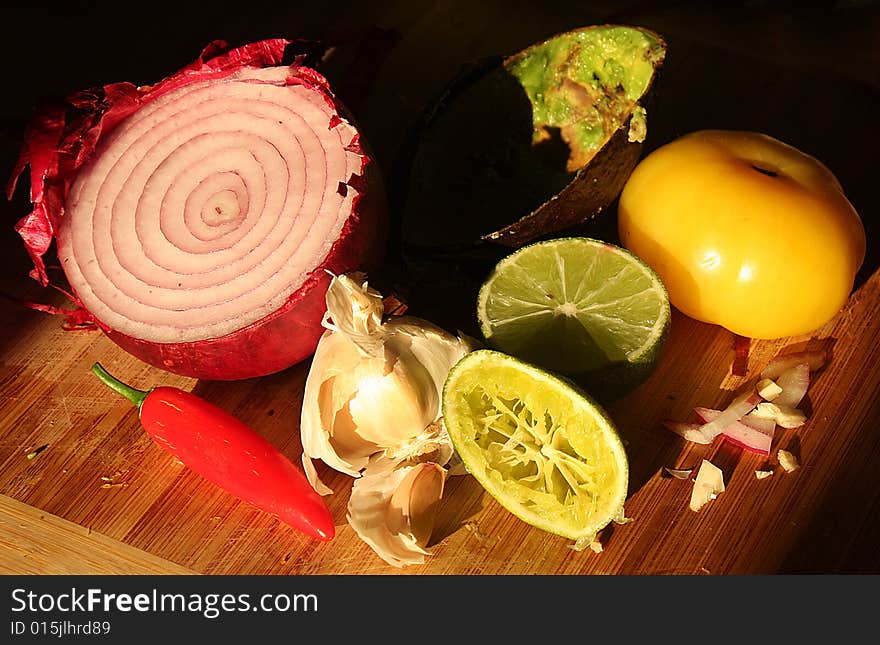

left=366, top=421, right=455, bottom=474
left=347, top=462, right=446, bottom=568
left=300, top=272, right=473, bottom=494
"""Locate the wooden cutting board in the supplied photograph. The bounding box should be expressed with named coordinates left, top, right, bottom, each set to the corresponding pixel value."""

left=1, top=269, right=878, bottom=575
left=1, top=2, right=878, bottom=575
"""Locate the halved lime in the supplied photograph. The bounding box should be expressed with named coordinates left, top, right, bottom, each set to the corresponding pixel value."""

left=442, top=349, right=629, bottom=548
left=477, top=237, right=670, bottom=400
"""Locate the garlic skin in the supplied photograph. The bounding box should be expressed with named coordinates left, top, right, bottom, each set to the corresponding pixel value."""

left=300, top=273, right=473, bottom=494
left=347, top=463, right=446, bottom=568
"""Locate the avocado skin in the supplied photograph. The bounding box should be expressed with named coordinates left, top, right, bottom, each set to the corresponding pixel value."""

left=394, top=25, right=666, bottom=257
left=387, top=26, right=665, bottom=324
left=484, top=113, right=647, bottom=248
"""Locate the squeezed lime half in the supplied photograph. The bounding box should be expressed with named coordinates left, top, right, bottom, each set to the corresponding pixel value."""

left=442, top=349, right=629, bottom=547
left=477, top=237, right=670, bottom=400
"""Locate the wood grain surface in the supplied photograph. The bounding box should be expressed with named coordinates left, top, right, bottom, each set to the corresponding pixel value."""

left=1, top=1, right=878, bottom=575
left=0, top=495, right=195, bottom=575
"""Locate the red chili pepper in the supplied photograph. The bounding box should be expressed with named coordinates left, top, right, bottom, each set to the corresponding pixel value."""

left=91, top=362, right=335, bottom=542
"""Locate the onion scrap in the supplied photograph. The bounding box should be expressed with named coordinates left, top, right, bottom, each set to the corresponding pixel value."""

left=662, top=348, right=828, bottom=456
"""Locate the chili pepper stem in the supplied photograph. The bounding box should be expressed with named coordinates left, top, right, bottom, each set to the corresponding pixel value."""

left=91, top=362, right=150, bottom=409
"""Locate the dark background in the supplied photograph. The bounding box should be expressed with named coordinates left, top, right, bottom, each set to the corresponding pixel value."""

left=1, top=0, right=877, bottom=311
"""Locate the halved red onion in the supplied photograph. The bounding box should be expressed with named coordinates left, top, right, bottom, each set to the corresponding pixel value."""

left=8, top=39, right=386, bottom=379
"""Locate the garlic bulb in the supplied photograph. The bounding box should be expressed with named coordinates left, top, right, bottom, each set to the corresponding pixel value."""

left=300, top=273, right=473, bottom=564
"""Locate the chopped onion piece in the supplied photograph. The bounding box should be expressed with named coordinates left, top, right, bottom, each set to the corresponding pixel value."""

left=756, top=378, right=783, bottom=401
left=662, top=420, right=712, bottom=444
left=773, top=363, right=810, bottom=408
left=761, top=349, right=828, bottom=380
left=695, top=407, right=773, bottom=455
left=754, top=469, right=774, bottom=480
left=752, top=402, right=806, bottom=429
left=696, top=391, right=762, bottom=441
left=690, top=459, right=725, bottom=512
left=663, top=467, right=694, bottom=479
left=741, top=411, right=777, bottom=435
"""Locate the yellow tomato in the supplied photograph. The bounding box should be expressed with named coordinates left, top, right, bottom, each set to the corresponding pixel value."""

left=618, top=130, right=866, bottom=339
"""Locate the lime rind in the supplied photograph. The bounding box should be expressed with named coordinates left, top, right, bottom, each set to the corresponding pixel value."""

left=477, top=237, right=670, bottom=398
left=442, top=349, right=629, bottom=543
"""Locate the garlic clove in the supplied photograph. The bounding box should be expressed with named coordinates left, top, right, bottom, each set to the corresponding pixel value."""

left=348, top=357, right=438, bottom=447
left=347, top=463, right=446, bottom=568
left=300, top=273, right=474, bottom=495
left=301, top=331, right=379, bottom=492
left=385, top=318, right=475, bottom=408
left=386, top=462, right=446, bottom=546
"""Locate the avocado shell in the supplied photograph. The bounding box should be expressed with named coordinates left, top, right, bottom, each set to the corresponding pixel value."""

left=485, top=111, right=647, bottom=247
left=393, top=24, right=667, bottom=261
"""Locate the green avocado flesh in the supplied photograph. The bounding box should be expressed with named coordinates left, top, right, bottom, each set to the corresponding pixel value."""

left=401, top=25, right=665, bottom=252
left=508, top=27, right=663, bottom=164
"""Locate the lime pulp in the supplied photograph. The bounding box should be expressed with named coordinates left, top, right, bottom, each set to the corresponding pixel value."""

left=442, top=349, right=629, bottom=546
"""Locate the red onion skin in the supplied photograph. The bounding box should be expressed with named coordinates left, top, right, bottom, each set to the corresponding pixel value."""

left=8, top=39, right=388, bottom=380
